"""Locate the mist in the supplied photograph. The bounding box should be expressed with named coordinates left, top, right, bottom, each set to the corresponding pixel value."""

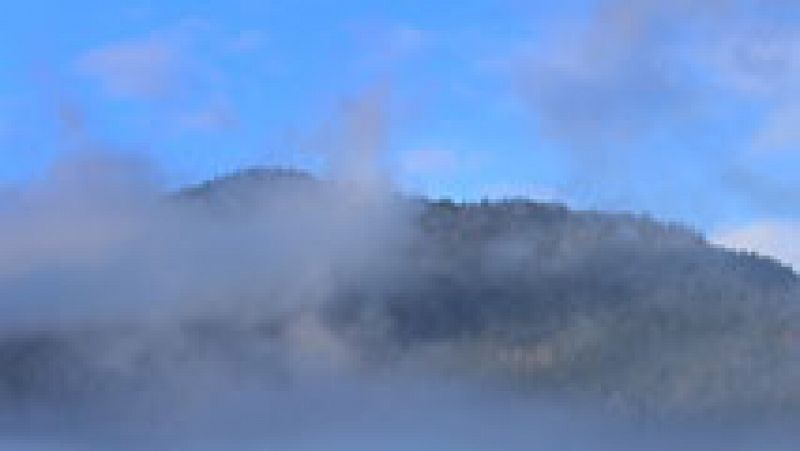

left=4, top=2, right=800, bottom=449
left=0, top=145, right=799, bottom=449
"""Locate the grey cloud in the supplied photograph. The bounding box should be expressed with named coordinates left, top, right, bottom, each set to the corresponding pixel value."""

left=2, top=148, right=800, bottom=448
left=513, top=0, right=800, bottom=220
left=521, top=2, right=704, bottom=149
left=520, top=1, right=800, bottom=153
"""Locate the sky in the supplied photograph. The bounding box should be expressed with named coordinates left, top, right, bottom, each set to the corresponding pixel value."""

left=2, top=0, right=800, bottom=266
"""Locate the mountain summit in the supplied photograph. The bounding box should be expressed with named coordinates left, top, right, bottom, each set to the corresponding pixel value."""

left=1, top=167, right=798, bottom=418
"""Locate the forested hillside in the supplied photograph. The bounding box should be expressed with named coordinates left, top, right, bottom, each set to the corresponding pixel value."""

left=1, top=168, right=798, bottom=418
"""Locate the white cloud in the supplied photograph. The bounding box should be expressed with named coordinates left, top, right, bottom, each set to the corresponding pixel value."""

left=73, top=21, right=248, bottom=136
left=713, top=220, right=800, bottom=270
left=76, top=34, right=182, bottom=99
left=506, top=0, right=800, bottom=217
left=517, top=0, right=800, bottom=157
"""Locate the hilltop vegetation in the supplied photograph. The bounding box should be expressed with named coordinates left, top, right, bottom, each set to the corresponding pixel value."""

left=1, top=167, right=798, bottom=418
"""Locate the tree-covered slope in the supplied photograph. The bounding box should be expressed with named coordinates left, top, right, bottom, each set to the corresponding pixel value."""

left=1, top=167, right=799, bottom=417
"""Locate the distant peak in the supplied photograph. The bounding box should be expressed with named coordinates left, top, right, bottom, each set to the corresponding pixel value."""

left=179, top=166, right=318, bottom=197
left=214, top=167, right=315, bottom=183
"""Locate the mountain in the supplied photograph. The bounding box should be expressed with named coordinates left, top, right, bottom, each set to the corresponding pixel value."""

left=1, top=167, right=799, bottom=419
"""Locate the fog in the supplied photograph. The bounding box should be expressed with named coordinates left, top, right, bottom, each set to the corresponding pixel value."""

left=3, top=26, right=800, bottom=448
left=0, top=145, right=798, bottom=449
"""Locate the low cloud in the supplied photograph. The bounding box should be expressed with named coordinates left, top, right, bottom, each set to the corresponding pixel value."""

left=0, top=83, right=404, bottom=330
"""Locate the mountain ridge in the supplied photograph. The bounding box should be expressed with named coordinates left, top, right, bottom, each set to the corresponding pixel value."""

left=1, top=166, right=799, bottom=419
left=181, top=166, right=795, bottom=277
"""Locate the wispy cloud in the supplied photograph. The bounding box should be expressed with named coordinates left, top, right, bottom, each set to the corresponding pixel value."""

left=517, top=1, right=800, bottom=157
left=505, top=0, right=800, bottom=229
left=76, top=33, right=183, bottom=100
left=73, top=20, right=250, bottom=137
left=519, top=2, right=703, bottom=152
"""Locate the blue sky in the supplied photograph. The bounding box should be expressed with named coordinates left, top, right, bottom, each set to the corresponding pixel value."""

left=0, top=0, right=557, bottom=188
left=2, top=0, right=800, bottom=264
